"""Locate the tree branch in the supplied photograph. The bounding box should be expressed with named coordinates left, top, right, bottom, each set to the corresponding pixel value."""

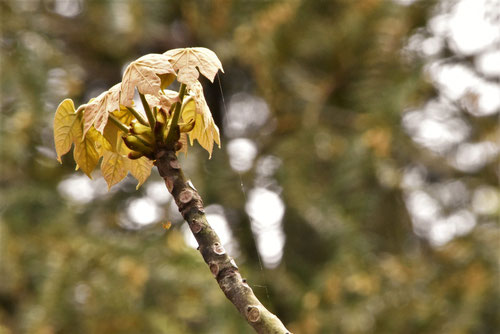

left=154, top=148, right=292, bottom=334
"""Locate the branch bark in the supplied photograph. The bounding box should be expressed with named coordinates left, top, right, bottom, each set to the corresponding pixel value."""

left=154, top=148, right=291, bottom=334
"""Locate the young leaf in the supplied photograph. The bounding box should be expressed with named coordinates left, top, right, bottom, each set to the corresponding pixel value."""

left=102, top=120, right=153, bottom=189
left=101, top=150, right=129, bottom=189
left=189, top=82, right=214, bottom=129
left=145, top=90, right=179, bottom=111
left=81, top=83, right=121, bottom=135
left=101, top=110, right=134, bottom=157
left=190, top=112, right=220, bottom=158
left=54, top=99, right=80, bottom=163
left=113, top=105, right=136, bottom=125
left=120, top=53, right=175, bottom=107
left=181, top=92, right=220, bottom=158
left=159, top=73, right=176, bottom=90
left=129, top=157, right=154, bottom=189
left=164, top=47, right=224, bottom=87
left=88, top=125, right=113, bottom=156
left=72, top=126, right=101, bottom=178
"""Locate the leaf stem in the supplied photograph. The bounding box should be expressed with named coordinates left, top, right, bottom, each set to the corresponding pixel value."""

left=108, top=114, right=129, bottom=134
left=139, top=93, right=156, bottom=130
left=165, top=83, right=187, bottom=146
left=126, top=106, right=149, bottom=126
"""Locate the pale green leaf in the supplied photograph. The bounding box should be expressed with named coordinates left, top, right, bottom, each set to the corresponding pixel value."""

left=159, top=73, right=176, bottom=90
left=101, top=150, right=129, bottom=189
left=181, top=85, right=221, bottom=158
left=87, top=126, right=113, bottom=156
left=72, top=124, right=100, bottom=178
left=129, top=157, right=154, bottom=189
left=53, top=99, right=80, bottom=163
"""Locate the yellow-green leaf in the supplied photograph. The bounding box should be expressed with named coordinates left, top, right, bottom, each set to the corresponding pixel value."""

left=120, top=53, right=175, bottom=107
left=54, top=99, right=80, bottom=163
left=73, top=123, right=100, bottom=178
left=189, top=82, right=213, bottom=129
left=102, top=118, right=134, bottom=156
left=113, top=105, right=136, bottom=125
left=159, top=73, right=176, bottom=90
left=101, top=150, right=129, bottom=189
left=181, top=85, right=221, bottom=158
left=87, top=126, right=113, bottom=156
left=164, top=47, right=224, bottom=87
left=129, top=157, right=154, bottom=189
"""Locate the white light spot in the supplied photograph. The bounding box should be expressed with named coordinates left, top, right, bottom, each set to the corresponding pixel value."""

left=256, top=155, right=282, bottom=177
left=47, top=68, right=70, bottom=98
left=255, top=155, right=282, bottom=188
left=426, top=62, right=500, bottom=117
left=429, top=63, right=477, bottom=100
left=476, top=49, right=500, bottom=77
left=429, top=209, right=477, bottom=247
left=127, top=197, right=161, bottom=226
left=401, top=165, right=427, bottom=190
left=246, top=188, right=286, bottom=268
left=227, top=138, right=258, bottom=173
left=448, top=210, right=476, bottom=236
left=146, top=181, right=172, bottom=204
left=475, top=82, right=500, bottom=116
left=74, top=283, right=90, bottom=304
left=405, top=190, right=441, bottom=222
left=224, top=93, right=269, bottom=137
left=393, top=0, right=418, bottom=5
left=448, top=0, right=500, bottom=55
left=429, top=220, right=455, bottom=247
left=428, top=14, right=449, bottom=37
left=51, top=0, right=82, bottom=18
left=111, top=1, right=133, bottom=33
left=255, top=229, right=285, bottom=269
left=246, top=188, right=285, bottom=230
left=403, top=105, right=470, bottom=154
left=422, top=36, right=444, bottom=57
left=452, top=141, right=499, bottom=172
left=58, top=175, right=96, bottom=204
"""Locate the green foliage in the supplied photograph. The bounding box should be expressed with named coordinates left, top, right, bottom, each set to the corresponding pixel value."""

left=1, top=0, right=498, bottom=333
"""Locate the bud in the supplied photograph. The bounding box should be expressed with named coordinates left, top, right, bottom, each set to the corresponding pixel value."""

left=122, top=135, right=153, bottom=155
left=131, top=122, right=154, bottom=141
left=128, top=151, right=144, bottom=160
left=179, top=120, right=195, bottom=133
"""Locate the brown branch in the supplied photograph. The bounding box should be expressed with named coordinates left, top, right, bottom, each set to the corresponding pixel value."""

left=154, top=147, right=292, bottom=334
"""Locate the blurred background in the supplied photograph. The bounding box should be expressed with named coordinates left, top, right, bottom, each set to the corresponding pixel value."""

left=1, top=0, right=499, bottom=333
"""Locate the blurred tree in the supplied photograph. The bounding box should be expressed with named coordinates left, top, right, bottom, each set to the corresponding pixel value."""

left=1, top=0, right=498, bottom=333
